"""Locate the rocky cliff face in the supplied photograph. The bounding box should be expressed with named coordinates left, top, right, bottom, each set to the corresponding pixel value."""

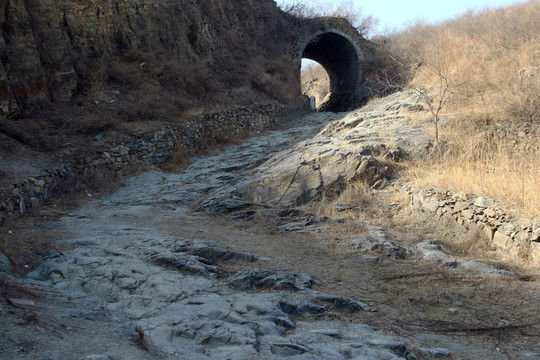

left=0, top=0, right=301, bottom=116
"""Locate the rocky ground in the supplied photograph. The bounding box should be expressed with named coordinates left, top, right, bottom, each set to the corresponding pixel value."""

left=1, top=91, right=540, bottom=359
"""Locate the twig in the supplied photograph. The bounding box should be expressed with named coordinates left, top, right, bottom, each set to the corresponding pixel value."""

left=439, top=323, right=533, bottom=335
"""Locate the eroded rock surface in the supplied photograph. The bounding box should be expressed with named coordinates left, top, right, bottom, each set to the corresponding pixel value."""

left=197, top=91, right=432, bottom=212
left=3, top=94, right=537, bottom=359
left=0, top=111, right=423, bottom=359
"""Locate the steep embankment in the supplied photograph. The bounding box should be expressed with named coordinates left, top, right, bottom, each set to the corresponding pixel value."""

left=0, top=0, right=297, bottom=115
left=0, top=0, right=307, bottom=183
left=0, top=0, right=307, bottom=197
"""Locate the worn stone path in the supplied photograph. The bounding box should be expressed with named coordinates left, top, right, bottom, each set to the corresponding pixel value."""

left=2, top=93, right=539, bottom=359
left=1, top=112, right=419, bottom=359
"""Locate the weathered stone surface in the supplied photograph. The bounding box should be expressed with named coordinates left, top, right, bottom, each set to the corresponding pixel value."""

left=418, top=347, right=453, bottom=358
left=424, top=199, right=440, bottom=213
left=484, top=208, right=497, bottom=218
left=179, top=239, right=257, bottom=264
left=531, top=228, right=540, bottom=242
left=228, top=269, right=317, bottom=291
left=498, top=223, right=516, bottom=236
left=0, top=253, right=11, bottom=273
left=8, top=298, right=35, bottom=310
left=458, top=261, right=515, bottom=277
left=493, top=231, right=511, bottom=248
left=349, top=226, right=412, bottom=259
left=416, top=240, right=458, bottom=266
left=453, top=201, right=469, bottom=212
left=305, top=290, right=371, bottom=312
left=461, top=209, right=475, bottom=220
left=474, top=197, right=494, bottom=208
left=197, top=92, right=432, bottom=211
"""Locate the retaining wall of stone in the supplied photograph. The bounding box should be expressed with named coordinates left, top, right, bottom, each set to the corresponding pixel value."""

left=0, top=102, right=287, bottom=218
left=411, top=189, right=540, bottom=267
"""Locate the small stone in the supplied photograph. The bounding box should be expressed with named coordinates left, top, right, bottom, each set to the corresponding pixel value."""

left=498, top=223, right=516, bottom=236
left=9, top=298, right=36, bottom=310
left=484, top=226, right=495, bottom=240
left=29, top=197, right=39, bottom=208
left=474, top=197, right=494, bottom=208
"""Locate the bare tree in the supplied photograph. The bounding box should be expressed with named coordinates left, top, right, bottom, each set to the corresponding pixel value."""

left=413, top=49, right=464, bottom=155
left=277, top=1, right=379, bottom=38
left=329, top=1, right=379, bottom=37
left=277, top=0, right=317, bottom=18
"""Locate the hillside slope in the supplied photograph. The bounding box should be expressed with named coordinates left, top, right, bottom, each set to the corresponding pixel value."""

left=1, top=0, right=299, bottom=115
left=0, top=0, right=303, bottom=184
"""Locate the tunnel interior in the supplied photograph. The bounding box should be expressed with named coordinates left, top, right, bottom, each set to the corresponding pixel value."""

left=302, top=31, right=360, bottom=112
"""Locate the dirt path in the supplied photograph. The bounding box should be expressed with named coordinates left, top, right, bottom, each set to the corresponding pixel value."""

left=1, top=109, right=539, bottom=359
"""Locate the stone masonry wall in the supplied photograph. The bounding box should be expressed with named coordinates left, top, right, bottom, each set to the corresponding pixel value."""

left=0, top=102, right=286, bottom=219
left=411, top=189, right=540, bottom=267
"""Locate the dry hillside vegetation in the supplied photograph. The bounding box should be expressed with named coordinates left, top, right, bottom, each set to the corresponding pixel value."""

left=0, top=0, right=299, bottom=166
left=301, top=62, right=330, bottom=108
left=373, top=1, right=540, bottom=217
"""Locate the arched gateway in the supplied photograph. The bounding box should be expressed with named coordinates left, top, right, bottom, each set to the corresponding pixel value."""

left=301, top=30, right=363, bottom=112
left=294, top=17, right=371, bottom=112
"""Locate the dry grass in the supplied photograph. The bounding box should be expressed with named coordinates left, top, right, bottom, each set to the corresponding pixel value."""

left=406, top=132, right=540, bottom=218
left=379, top=1, right=540, bottom=218
left=305, top=179, right=372, bottom=218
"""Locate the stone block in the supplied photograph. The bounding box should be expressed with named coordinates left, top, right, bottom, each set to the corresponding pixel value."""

left=484, top=208, right=496, bottom=217
left=461, top=209, right=474, bottom=220
left=474, top=197, right=494, bottom=208
left=498, top=223, right=516, bottom=236
left=0, top=253, right=11, bottom=273
left=424, top=199, right=439, bottom=213
left=493, top=231, right=511, bottom=248
left=453, top=201, right=469, bottom=213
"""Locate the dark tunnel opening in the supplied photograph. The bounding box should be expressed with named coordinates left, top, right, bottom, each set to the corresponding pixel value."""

left=302, top=31, right=361, bottom=112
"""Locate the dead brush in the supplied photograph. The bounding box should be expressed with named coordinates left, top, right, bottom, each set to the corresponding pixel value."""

left=306, top=179, right=373, bottom=219
left=159, top=143, right=189, bottom=173
left=380, top=1, right=540, bottom=218
left=50, top=167, right=124, bottom=211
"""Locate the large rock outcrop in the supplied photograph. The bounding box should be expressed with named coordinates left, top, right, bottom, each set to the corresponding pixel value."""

left=197, top=91, right=432, bottom=211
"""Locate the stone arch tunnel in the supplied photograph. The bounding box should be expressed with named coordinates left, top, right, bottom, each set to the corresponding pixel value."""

left=295, top=17, right=372, bottom=112
left=302, top=30, right=362, bottom=112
